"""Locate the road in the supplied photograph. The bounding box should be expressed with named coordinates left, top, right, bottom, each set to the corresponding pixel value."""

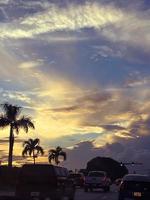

left=75, top=185, right=119, bottom=200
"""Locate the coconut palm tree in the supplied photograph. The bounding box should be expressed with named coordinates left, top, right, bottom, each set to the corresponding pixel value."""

left=0, top=103, right=35, bottom=167
left=48, top=146, right=66, bottom=165
left=22, top=138, right=44, bottom=164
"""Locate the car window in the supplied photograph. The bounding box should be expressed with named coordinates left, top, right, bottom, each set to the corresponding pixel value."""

left=88, top=172, right=105, bottom=177
left=54, top=167, right=68, bottom=177
left=124, top=181, right=150, bottom=191
left=19, top=165, right=54, bottom=183
left=69, top=174, right=82, bottom=178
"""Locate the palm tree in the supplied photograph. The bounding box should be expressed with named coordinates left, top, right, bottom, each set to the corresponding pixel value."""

left=22, top=138, right=44, bottom=164
left=0, top=103, right=35, bottom=167
left=48, top=146, right=66, bottom=165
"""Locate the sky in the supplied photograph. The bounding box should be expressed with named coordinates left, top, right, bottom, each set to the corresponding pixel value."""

left=0, top=0, right=150, bottom=172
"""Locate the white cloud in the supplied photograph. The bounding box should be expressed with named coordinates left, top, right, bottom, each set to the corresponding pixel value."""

left=0, top=1, right=148, bottom=52
left=0, top=2, right=123, bottom=38
left=18, top=61, right=41, bottom=69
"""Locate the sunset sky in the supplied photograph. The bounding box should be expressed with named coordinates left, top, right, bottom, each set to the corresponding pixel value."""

left=0, top=0, right=150, bottom=171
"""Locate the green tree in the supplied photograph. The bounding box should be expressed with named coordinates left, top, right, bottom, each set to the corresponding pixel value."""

left=86, top=156, right=128, bottom=181
left=0, top=103, right=34, bottom=167
left=22, top=138, right=44, bottom=164
left=48, top=146, right=66, bottom=165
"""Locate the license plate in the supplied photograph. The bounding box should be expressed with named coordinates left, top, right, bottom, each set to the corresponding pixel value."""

left=30, top=192, right=40, bottom=196
left=134, top=192, right=142, bottom=197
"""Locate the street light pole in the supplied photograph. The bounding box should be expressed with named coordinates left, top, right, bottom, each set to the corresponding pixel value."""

left=120, top=162, right=142, bottom=173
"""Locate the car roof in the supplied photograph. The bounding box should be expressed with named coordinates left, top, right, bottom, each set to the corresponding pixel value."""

left=123, top=174, right=150, bottom=182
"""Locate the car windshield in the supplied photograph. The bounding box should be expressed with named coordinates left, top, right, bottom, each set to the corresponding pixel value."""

left=88, top=172, right=105, bottom=177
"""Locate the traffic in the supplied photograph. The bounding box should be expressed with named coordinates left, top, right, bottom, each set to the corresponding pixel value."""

left=0, top=164, right=150, bottom=200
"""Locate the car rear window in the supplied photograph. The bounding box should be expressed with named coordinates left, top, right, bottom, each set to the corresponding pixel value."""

left=88, top=172, right=105, bottom=177
left=54, top=166, right=69, bottom=177
left=69, top=174, right=82, bottom=178
left=124, top=181, right=150, bottom=191
left=19, top=165, right=55, bottom=183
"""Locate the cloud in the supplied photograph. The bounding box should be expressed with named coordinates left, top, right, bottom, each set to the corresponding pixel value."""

left=101, top=124, right=126, bottom=131
left=91, top=45, right=123, bottom=61
left=0, top=2, right=125, bottom=39
left=18, top=61, right=41, bottom=69
left=0, top=0, right=148, bottom=55
left=65, top=136, right=150, bottom=173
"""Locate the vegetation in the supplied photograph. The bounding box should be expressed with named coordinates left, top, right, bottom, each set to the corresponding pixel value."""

left=48, top=146, right=66, bottom=165
left=22, top=138, right=44, bottom=164
left=0, top=103, right=34, bottom=167
left=86, top=156, right=128, bottom=181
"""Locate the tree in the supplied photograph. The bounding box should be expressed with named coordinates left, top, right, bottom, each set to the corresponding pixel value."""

left=22, top=138, right=44, bottom=164
left=48, top=146, right=66, bottom=165
left=0, top=103, right=35, bottom=167
left=86, top=157, right=128, bottom=181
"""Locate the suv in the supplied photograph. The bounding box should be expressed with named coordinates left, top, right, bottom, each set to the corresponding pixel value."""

left=0, top=166, right=20, bottom=200
left=16, top=164, right=75, bottom=200
left=84, top=171, right=111, bottom=192
left=118, top=174, right=150, bottom=200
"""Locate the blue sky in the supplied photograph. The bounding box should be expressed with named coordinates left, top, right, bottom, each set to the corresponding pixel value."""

left=0, top=0, right=150, bottom=171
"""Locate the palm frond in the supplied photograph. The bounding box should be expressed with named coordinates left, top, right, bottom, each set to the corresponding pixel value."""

left=22, top=146, right=30, bottom=157
left=16, top=116, right=35, bottom=133
left=1, top=103, right=21, bottom=121
left=48, top=154, right=55, bottom=163
left=49, top=149, right=57, bottom=154
left=35, top=146, right=44, bottom=155
left=0, top=115, right=10, bottom=128
left=33, top=138, right=40, bottom=146
left=56, top=146, right=62, bottom=152
left=23, top=140, right=31, bottom=147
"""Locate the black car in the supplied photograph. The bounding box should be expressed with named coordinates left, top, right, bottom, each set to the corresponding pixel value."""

left=16, top=164, right=75, bottom=200
left=68, top=173, right=84, bottom=187
left=118, top=174, right=150, bottom=200
left=0, top=166, right=20, bottom=200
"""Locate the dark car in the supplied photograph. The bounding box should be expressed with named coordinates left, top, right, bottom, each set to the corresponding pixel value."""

left=0, top=166, right=20, bottom=200
left=15, top=164, right=75, bottom=200
left=118, top=174, right=150, bottom=200
left=68, top=173, right=84, bottom=187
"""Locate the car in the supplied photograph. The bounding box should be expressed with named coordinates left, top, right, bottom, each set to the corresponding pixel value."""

left=15, top=164, right=75, bottom=200
left=118, top=174, right=150, bottom=200
left=0, top=166, right=20, bottom=200
left=68, top=173, right=84, bottom=187
left=84, top=171, right=111, bottom=192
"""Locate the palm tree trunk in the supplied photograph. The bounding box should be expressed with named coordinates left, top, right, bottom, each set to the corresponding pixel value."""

left=33, top=150, right=36, bottom=164
left=8, top=124, right=14, bottom=167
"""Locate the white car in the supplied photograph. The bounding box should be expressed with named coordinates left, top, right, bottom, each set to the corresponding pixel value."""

left=84, top=171, right=111, bottom=192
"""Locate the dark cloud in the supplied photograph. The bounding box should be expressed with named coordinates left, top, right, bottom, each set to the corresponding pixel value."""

left=101, top=125, right=126, bottom=131
left=51, top=105, right=79, bottom=112
left=65, top=136, right=150, bottom=174
left=129, top=117, right=150, bottom=136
